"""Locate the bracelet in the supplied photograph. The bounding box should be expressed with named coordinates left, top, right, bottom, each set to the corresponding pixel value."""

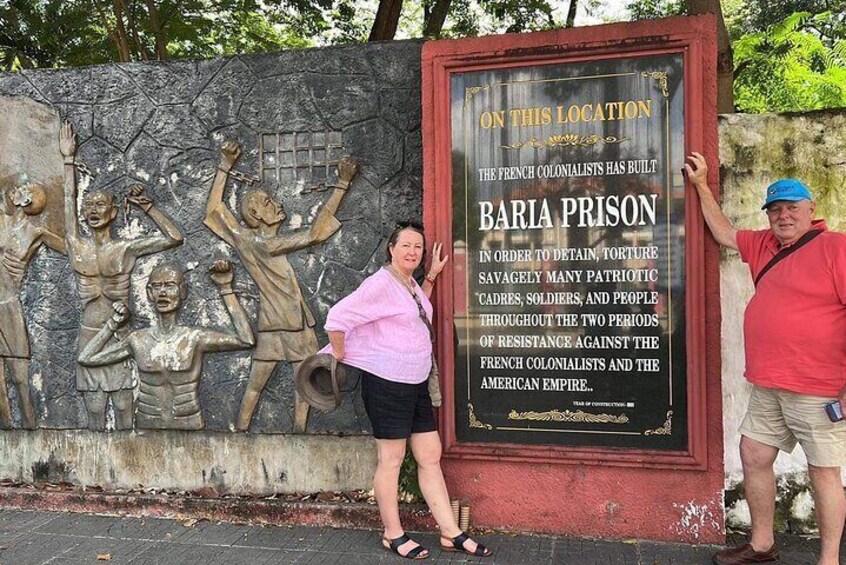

left=425, top=272, right=437, bottom=283
left=336, top=180, right=350, bottom=191
left=219, top=288, right=235, bottom=296
left=217, top=166, right=231, bottom=174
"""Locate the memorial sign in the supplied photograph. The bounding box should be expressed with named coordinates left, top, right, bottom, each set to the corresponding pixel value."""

left=450, top=54, right=688, bottom=451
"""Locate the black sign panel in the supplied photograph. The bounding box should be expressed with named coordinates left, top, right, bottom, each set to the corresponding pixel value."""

left=451, top=54, right=687, bottom=450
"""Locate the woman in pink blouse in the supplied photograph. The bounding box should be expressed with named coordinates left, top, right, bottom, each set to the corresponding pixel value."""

left=324, top=221, right=492, bottom=560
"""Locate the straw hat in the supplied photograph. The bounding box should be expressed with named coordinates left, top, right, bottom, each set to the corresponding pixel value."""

left=295, top=353, right=350, bottom=412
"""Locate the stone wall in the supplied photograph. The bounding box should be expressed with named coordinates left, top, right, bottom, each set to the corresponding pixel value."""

left=0, top=40, right=424, bottom=493
left=718, top=109, right=846, bottom=531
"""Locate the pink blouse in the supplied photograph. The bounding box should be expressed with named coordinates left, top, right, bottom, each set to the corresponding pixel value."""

left=320, top=267, right=433, bottom=384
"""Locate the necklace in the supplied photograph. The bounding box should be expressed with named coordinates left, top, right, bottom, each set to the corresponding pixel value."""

left=385, top=264, right=415, bottom=293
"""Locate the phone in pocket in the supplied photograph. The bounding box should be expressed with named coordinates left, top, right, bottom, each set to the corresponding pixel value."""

left=825, top=400, right=844, bottom=422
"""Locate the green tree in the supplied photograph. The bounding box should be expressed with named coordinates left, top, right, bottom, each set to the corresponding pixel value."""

left=626, top=0, right=685, bottom=20
left=0, top=0, right=321, bottom=71
left=733, top=11, right=846, bottom=112
left=626, top=0, right=846, bottom=112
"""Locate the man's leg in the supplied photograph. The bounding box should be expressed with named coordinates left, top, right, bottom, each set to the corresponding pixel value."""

left=0, top=359, right=12, bottom=427
left=7, top=358, right=35, bottom=429
left=740, top=435, right=779, bottom=552
left=111, top=389, right=134, bottom=431
left=807, top=464, right=845, bottom=565
left=292, top=361, right=310, bottom=434
left=236, top=360, right=277, bottom=432
left=83, top=391, right=108, bottom=431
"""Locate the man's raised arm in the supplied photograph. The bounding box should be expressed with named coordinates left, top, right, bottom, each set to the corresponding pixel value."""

left=202, top=260, right=255, bottom=352
left=319, top=156, right=358, bottom=221
left=125, top=184, right=184, bottom=258
left=686, top=152, right=738, bottom=251
left=59, top=122, right=81, bottom=243
left=203, top=140, right=243, bottom=244
left=78, top=302, right=133, bottom=367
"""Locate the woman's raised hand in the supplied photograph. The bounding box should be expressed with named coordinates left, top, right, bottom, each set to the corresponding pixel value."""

left=429, top=242, right=449, bottom=279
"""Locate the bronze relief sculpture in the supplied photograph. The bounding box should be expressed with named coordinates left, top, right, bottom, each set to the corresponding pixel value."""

left=60, top=123, right=184, bottom=431
left=205, top=140, right=358, bottom=433
left=0, top=179, right=65, bottom=429
left=78, top=260, right=255, bottom=430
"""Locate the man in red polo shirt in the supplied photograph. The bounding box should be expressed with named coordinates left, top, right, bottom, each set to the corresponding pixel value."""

left=686, top=152, right=846, bottom=565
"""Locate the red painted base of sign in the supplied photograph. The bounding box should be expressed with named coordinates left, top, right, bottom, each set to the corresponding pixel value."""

left=422, top=15, right=723, bottom=542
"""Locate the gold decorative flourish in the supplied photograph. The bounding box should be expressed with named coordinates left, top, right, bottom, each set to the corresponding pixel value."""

left=641, top=71, right=669, bottom=98
left=465, top=85, right=490, bottom=104
left=644, top=410, right=673, bottom=435
left=468, top=403, right=493, bottom=430
left=503, top=133, right=629, bottom=150
left=508, top=409, right=629, bottom=424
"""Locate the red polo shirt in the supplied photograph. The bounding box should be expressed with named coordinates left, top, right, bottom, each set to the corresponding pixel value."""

left=738, top=220, right=846, bottom=397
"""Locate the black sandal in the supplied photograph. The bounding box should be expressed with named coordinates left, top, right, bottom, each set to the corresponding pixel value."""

left=382, top=534, right=430, bottom=560
left=440, top=532, right=493, bottom=557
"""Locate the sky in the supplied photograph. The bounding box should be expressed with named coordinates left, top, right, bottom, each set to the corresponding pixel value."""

left=573, top=0, right=631, bottom=25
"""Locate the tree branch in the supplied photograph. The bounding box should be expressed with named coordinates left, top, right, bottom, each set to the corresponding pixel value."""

left=112, top=0, right=133, bottom=61
left=143, top=0, right=168, bottom=60
left=565, top=0, right=578, bottom=28
left=368, top=0, right=404, bottom=41
left=423, top=0, right=451, bottom=39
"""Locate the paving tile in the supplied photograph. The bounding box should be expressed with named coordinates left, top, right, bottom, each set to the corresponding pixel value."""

left=0, top=510, right=57, bottom=533
left=0, top=509, right=841, bottom=565
left=54, top=537, right=154, bottom=564
left=32, top=514, right=123, bottom=538
left=92, top=516, right=194, bottom=543
left=0, top=532, right=80, bottom=565
left=171, top=521, right=254, bottom=547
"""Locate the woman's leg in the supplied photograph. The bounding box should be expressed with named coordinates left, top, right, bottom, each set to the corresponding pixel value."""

left=410, top=431, right=485, bottom=553
left=375, top=437, right=427, bottom=557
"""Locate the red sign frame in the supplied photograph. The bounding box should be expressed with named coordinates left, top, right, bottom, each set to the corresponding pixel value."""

left=423, top=17, right=720, bottom=471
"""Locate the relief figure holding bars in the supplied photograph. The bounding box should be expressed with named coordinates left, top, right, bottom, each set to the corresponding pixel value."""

left=79, top=260, right=255, bottom=430
left=60, top=122, right=184, bottom=431
left=0, top=179, right=65, bottom=429
left=205, top=140, right=357, bottom=433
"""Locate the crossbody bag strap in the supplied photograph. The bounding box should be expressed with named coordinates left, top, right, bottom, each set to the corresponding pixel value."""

left=754, top=229, right=823, bottom=286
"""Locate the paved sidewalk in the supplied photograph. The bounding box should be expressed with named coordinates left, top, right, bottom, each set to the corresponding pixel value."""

left=0, top=509, right=834, bottom=564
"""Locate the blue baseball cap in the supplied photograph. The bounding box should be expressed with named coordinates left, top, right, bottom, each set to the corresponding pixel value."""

left=762, top=179, right=813, bottom=209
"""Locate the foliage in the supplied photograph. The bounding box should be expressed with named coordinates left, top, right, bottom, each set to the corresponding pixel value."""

left=625, top=1, right=846, bottom=113
left=733, top=11, right=846, bottom=112
left=0, top=0, right=324, bottom=70
left=0, top=0, right=585, bottom=68
left=730, top=0, right=845, bottom=40
left=398, top=452, right=422, bottom=502
left=625, top=0, right=685, bottom=20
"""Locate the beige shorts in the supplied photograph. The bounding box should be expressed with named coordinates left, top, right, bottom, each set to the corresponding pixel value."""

left=740, top=385, right=846, bottom=467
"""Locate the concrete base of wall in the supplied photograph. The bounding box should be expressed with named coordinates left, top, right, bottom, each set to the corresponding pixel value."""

left=0, top=430, right=377, bottom=495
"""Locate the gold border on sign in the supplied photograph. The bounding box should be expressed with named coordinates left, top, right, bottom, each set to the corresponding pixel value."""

left=644, top=410, right=673, bottom=435
left=502, top=133, right=629, bottom=150
left=460, top=59, right=680, bottom=438
left=468, top=403, right=493, bottom=430
left=508, top=409, right=629, bottom=424
left=641, top=70, right=669, bottom=98
left=465, top=85, right=491, bottom=104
